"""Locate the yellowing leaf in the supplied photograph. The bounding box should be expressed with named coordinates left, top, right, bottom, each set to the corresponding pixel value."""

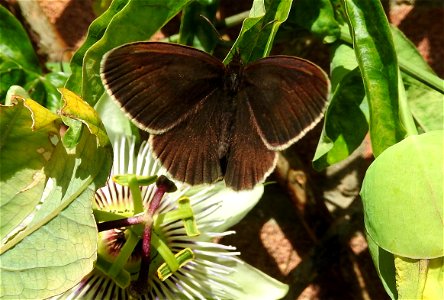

left=59, top=88, right=109, bottom=146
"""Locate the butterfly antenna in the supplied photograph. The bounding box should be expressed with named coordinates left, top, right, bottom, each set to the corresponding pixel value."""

left=200, top=15, right=222, bottom=40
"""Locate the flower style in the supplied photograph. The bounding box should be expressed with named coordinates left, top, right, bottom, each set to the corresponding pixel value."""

left=56, top=136, right=288, bottom=299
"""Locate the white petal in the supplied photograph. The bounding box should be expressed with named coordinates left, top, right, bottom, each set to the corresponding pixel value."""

left=223, top=261, right=289, bottom=300
left=198, top=185, right=264, bottom=232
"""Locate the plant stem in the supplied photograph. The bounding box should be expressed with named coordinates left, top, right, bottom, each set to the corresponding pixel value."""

left=216, top=10, right=250, bottom=28
left=340, top=26, right=444, bottom=94
left=400, top=58, right=444, bottom=94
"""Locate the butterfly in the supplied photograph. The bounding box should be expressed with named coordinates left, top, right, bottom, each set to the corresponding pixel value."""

left=101, top=42, right=329, bottom=191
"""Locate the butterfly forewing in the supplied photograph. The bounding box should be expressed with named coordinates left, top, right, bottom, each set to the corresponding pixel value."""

left=101, top=42, right=225, bottom=134
left=242, top=56, right=329, bottom=150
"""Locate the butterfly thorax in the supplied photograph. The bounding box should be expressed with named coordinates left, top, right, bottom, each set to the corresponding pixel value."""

left=224, top=57, right=244, bottom=97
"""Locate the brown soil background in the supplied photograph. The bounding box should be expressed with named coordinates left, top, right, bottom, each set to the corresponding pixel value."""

left=3, top=0, right=443, bottom=299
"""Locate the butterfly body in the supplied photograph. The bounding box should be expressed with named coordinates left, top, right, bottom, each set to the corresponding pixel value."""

left=101, top=42, right=329, bottom=190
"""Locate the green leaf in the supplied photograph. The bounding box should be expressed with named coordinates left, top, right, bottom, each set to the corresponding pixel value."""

left=0, top=97, right=59, bottom=240
left=0, top=6, right=41, bottom=74
left=64, top=0, right=128, bottom=97
left=0, top=6, right=42, bottom=102
left=225, top=0, right=293, bottom=64
left=5, top=85, right=30, bottom=105
left=60, top=117, right=83, bottom=149
left=313, top=68, right=367, bottom=170
left=0, top=94, right=112, bottom=298
left=41, top=72, right=69, bottom=111
left=367, top=234, right=397, bottom=300
left=92, top=0, right=113, bottom=16
left=391, top=26, right=434, bottom=74
left=391, top=26, right=443, bottom=132
left=361, top=131, right=444, bottom=258
left=178, top=0, right=220, bottom=51
left=404, top=80, right=444, bottom=132
left=313, top=43, right=368, bottom=170
left=394, top=256, right=444, bottom=300
left=342, top=0, right=406, bottom=156
left=329, top=38, right=358, bottom=89
left=0, top=6, right=69, bottom=107
left=0, top=93, right=112, bottom=298
left=94, top=92, right=139, bottom=145
left=288, top=0, right=340, bottom=43
left=1, top=130, right=111, bottom=299
left=0, top=59, right=27, bottom=102
left=65, top=0, right=191, bottom=106
left=23, top=72, right=68, bottom=110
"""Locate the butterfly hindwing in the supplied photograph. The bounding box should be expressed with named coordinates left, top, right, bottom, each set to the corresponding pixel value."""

left=242, top=56, right=329, bottom=150
left=150, top=89, right=227, bottom=185
left=101, top=42, right=225, bottom=134
left=224, top=95, right=277, bottom=190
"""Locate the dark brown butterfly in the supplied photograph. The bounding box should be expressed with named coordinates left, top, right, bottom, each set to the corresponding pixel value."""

left=101, top=42, right=329, bottom=191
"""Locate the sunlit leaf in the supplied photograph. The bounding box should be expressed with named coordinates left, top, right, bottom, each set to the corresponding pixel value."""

left=390, top=26, right=443, bottom=132
left=288, top=0, right=340, bottom=43
left=0, top=6, right=69, bottom=107
left=394, top=256, right=429, bottom=299
left=5, top=85, right=30, bottom=105
left=423, top=257, right=444, bottom=300
left=361, top=131, right=444, bottom=258
left=0, top=6, right=41, bottom=101
left=0, top=6, right=40, bottom=74
left=225, top=0, right=293, bottom=64
left=0, top=97, right=59, bottom=240
left=0, top=93, right=112, bottom=298
left=313, top=43, right=368, bottom=170
left=393, top=256, right=444, bottom=300
left=59, top=88, right=109, bottom=147
left=94, top=92, right=139, bottom=146
left=342, top=0, right=406, bottom=156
